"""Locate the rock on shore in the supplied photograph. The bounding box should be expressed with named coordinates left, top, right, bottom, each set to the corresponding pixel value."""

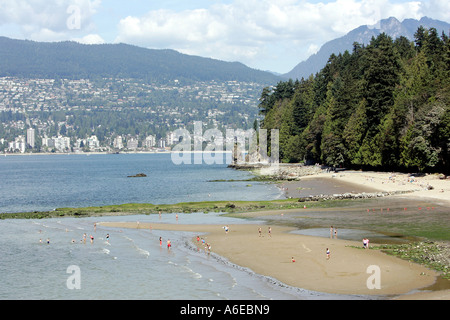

left=229, top=163, right=325, bottom=180
left=296, top=190, right=412, bottom=202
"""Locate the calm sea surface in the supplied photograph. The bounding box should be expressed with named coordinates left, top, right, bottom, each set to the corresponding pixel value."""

left=0, top=153, right=283, bottom=213
left=0, top=153, right=363, bottom=300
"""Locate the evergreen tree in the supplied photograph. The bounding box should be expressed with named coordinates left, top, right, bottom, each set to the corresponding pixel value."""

left=258, top=27, right=449, bottom=173
left=342, top=99, right=368, bottom=166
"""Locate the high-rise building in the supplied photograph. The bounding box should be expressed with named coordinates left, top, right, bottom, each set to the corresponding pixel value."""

left=145, top=135, right=156, bottom=148
left=9, top=136, right=26, bottom=153
left=87, top=135, right=100, bottom=149
left=53, top=136, right=71, bottom=152
left=113, top=136, right=123, bottom=149
left=127, top=137, right=139, bottom=150
left=166, top=131, right=176, bottom=146
left=27, top=128, right=35, bottom=148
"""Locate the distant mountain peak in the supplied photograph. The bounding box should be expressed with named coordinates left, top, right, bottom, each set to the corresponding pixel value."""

left=283, top=16, right=450, bottom=80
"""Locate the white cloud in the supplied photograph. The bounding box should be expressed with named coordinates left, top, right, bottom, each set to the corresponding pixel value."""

left=307, top=44, right=320, bottom=56
left=420, top=0, right=450, bottom=22
left=0, top=0, right=447, bottom=73
left=114, top=0, right=440, bottom=72
left=73, top=33, right=105, bottom=44
left=0, top=0, right=101, bottom=41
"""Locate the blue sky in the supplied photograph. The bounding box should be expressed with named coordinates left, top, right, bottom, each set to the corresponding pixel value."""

left=0, top=0, right=448, bottom=73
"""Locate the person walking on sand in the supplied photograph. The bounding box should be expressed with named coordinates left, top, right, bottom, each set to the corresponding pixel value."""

left=364, top=238, right=370, bottom=249
left=268, top=227, right=272, bottom=237
left=326, top=248, right=330, bottom=260
left=258, top=227, right=262, bottom=237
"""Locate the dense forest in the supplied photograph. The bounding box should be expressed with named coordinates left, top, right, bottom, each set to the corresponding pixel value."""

left=259, top=27, right=450, bottom=174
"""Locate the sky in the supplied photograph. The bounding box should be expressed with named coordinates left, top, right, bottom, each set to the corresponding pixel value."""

left=0, top=0, right=449, bottom=74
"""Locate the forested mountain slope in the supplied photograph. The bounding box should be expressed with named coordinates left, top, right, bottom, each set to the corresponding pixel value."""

left=0, top=37, right=279, bottom=84
left=260, top=27, right=450, bottom=173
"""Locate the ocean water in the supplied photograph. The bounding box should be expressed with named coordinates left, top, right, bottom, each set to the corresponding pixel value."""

left=0, top=153, right=282, bottom=213
left=0, top=213, right=356, bottom=300
left=0, top=153, right=363, bottom=300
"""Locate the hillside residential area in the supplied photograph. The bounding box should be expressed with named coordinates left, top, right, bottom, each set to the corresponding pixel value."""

left=0, top=76, right=268, bottom=154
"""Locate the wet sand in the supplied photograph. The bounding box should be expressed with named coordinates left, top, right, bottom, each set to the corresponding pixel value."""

left=279, top=176, right=381, bottom=198
left=99, top=169, right=450, bottom=300
left=99, top=221, right=441, bottom=298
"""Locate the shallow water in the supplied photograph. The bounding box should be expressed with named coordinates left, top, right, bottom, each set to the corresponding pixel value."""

left=1, top=154, right=422, bottom=300
left=0, top=213, right=370, bottom=300
left=290, top=227, right=400, bottom=243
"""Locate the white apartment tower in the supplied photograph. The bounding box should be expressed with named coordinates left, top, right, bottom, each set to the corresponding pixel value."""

left=113, top=136, right=124, bottom=149
left=27, top=128, right=35, bottom=148
left=145, top=135, right=156, bottom=148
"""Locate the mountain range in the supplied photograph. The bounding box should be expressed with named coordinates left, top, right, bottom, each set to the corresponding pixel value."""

left=283, top=16, right=450, bottom=80
left=0, top=37, right=279, bottom=85
left=0, top=16, right=448, bottom=85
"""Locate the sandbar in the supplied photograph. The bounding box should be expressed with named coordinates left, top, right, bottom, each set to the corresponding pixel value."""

left=99, top=169, right=450, bottom=299
left=99, top=221, right=441, bottom=298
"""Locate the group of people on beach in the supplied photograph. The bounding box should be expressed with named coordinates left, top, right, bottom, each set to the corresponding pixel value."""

left=39, top=237, right=51, bottom=244
left=160, top=237, right=172, bottom=249
left=38, top=224, right=101, bottom=245
left=258, top=226, right=272, bottom=237
left=196, top=235, right=212, bottom=253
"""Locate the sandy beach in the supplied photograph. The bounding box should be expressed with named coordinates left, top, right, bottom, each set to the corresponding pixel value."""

left=99, top=221, right=441, bottom=298
left=99, top=168, right=450, bottom=300
left=275, top=168, right=450, bottom=206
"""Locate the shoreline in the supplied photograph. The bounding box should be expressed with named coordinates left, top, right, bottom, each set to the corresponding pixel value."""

left=97, top=166, right=450, bottom=300
left=2, top=161, right=449, bottom=299
left=250, top=165, right=450, bottom=206
left=98, top=221, right=444, bottom=299
left=1, top=150, right=233, bottom=156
